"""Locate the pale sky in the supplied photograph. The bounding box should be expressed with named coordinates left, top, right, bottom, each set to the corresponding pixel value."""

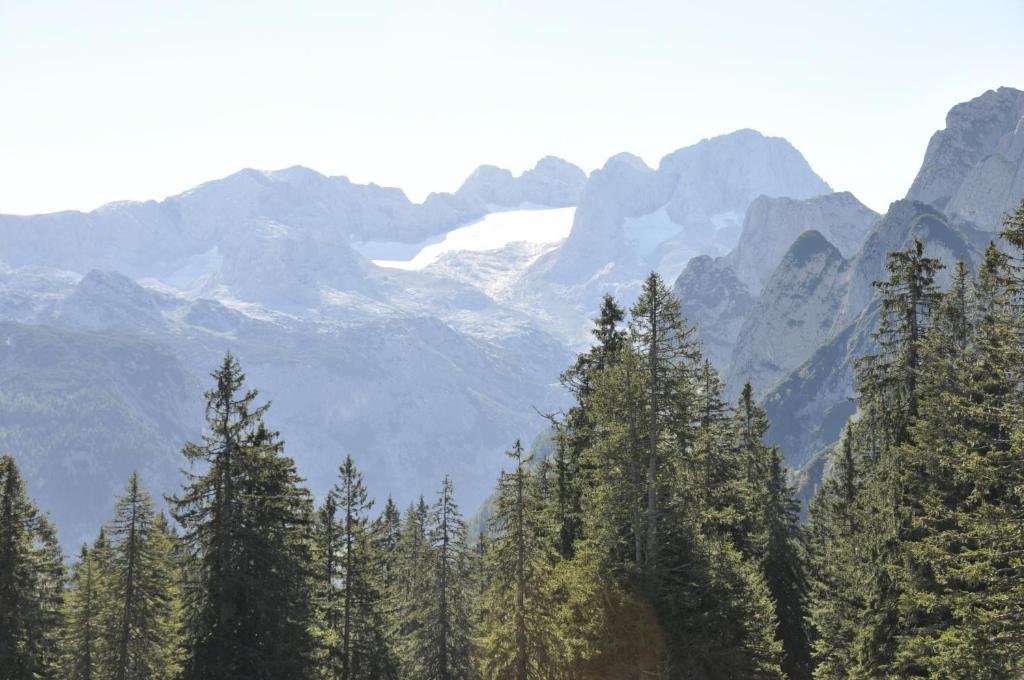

left=1, top=0, right=1022, bottom=216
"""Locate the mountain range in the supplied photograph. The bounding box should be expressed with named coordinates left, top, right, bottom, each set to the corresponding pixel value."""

left=2, top=86, right=1022, bottom=546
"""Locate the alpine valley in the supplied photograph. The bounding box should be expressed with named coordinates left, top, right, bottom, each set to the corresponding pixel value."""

left=2, top=86, right=1023, bottom=550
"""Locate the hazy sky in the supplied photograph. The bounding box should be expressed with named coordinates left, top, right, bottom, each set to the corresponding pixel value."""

left=2, top=0, right=1022, bottom=215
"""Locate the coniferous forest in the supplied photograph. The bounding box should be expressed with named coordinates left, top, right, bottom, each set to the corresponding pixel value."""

left=3, top=200, right=1024, bottom=679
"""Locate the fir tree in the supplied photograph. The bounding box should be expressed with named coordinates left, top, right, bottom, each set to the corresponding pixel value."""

left=317, top=455, right=392, bottom=680
left=629, top=271, right=700, bottom=592
left=731, top=383, right=812, bottom=678
left=851, top=239, right=942, bottom=675
left=806, top=423, right=867, bottom=677
left=0, top=454, right=64, bottom=680
left=170, top=353, right=316, bottom=680
left=103, top=473, right=183, bottom=680
left=418, top=477, right=475, bottom=680
left=393, top=497, right=434, bottom=680
left=62, top=544, right=104, bottom=680
left=478, top=440, right=563, bottom=679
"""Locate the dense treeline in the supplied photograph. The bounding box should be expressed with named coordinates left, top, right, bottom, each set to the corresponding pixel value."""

left=1, top=201, right=1022, bottom=679
left=806, top=201, right=1024, bottom=677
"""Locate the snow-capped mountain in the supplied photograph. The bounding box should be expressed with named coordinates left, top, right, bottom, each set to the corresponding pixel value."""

left=0, top=129, right=835, bottom=546
left=9, top=87, right=1021, bottom=546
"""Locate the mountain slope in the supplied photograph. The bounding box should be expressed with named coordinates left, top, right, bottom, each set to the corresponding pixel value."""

left=520, top=130, right=830, bottom=346
left=727, top=230, right=849, bottom=398
left=762, top=200, right=989, bottom=469
left=907, top=86, right=1024, bottom=230
left=726, top=192, right=877, bottom=294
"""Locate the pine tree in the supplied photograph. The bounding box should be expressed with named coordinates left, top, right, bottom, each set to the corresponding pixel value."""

left=170, top=353, right=316, bottom=680
left=850, top=239, right=943, bottom=675
left=413, top=477, right=475, bottom=680
left=478, top=440, right=563, bottom=679
left=629, top=271, right=700, bottom=593
left=62, top=544, right=105, bottom=680
left=317, top=455, right=392, bottom=680
left=393, top=496, right=434, bottom=680
left=894, top=244, right=1023, bottom=675
left=806, top=423, right=868, bottom=677
left=0, top=454, right=64, bottom=680
left=555, top=293, right=627, bottom=560
left=102, top=473, right=183, bottom=680
left=856, top=238, right=943, bottom=446
left=730, top=383, right=812, bottom=678
left=374, top=495, right=403, bottom=660
left=761, top=447, right=812, bottom=680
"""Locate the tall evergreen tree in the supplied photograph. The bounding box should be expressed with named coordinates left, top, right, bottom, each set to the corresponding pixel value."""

left=0, top=454, right=64, bottom=680
left=316, top=455, right=392, bottom=680
left=851, top=239, right=943, bottom=675
left=806, top=423, right=868, bottom=678
left=102, top=473, right=183, bottom=680
left=62, top=544, right=105, bottom=680
left=393, top=497, right=434, bottom=679
left=478, top=440, right=563, bottom=679
left=170, top=353, right=316, bottom=680
left=413, top=477, right=475, bottom=680
left=629, top=271, right=700, bottom=592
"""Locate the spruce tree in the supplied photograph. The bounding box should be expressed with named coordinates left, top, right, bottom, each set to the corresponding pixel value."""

left=102, top=473, right=183, bottom=680
left=629, top=271, right=700, bottom=592
left=417, top=477, right=475, bottom=680
left=851, top=239, right=942, bottom=675
left=317, top=455, right=392, bottom=680
left=556, top=293, right=627, bottom=560
left=729, top=383, right=811, bottom=678
left=478, top=440, right=563, bottom=679
left=0, top=454, right=64, bottom=680
left=170, top=353, right=316, bottom=680
left=805, top=423, right=868, bottom=677
left=393, top=497, right=433, bottom=679
left=62, top=544, right=104, bottom=680
left=895, top=244, right=1023, bottom=675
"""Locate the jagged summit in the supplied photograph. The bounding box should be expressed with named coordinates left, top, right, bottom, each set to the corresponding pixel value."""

left=783, top=229, right=843, bottom=268
left=906, top=86, right=1024, bottom=230
left=726, top=191, right=877, bottom=294
left=455, top=156, right=587, bottom=208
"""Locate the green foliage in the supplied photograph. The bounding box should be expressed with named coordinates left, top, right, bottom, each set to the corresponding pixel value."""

left=102, top=473, right=184, bottom=679
left=170, top=353, right=316, bottom=680
left=0, top=454, right=65, bottom=680
left=807, top=204, right=1024, bottom=678
left=477, top=440, right=564, bottom=679
left=11, top=195, right=1024, bottom=680
left=315, top=455, right=394, bottom=680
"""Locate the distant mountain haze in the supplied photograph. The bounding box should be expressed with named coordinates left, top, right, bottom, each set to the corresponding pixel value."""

left=2, top=87, right=1022, bottom=546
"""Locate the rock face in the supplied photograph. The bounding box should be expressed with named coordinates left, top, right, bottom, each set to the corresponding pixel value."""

left=0, top=160, right=586, bottom=281
left=673, top=255, right=755, bottom=371
left=726, top=192, right=877, bottom=294
left=906, top=86, right=1024, bottom=229
left=762, top=201, right=988, bottom=469
left=546, top=129, right=831, bottom=285
left=657, top=128, right=832, bottom=231
left=727, top=231, right=849, bottom=398
left=840, top=200, right=990, bottom=324
left=521, top=130, right=830, bottom=347
left=674, top=191, right=877, bottom=384
left=456, top=156, right=587, bottom=209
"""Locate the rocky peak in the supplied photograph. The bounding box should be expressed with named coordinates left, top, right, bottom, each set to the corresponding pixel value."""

left=455, top=157, right=587, bottom=209
left=726, top=230, right=848, bottom=398
left=673, top=254, right=755, bottom=372
left=726, top=191, right=877, bottom=294
left=906, top=87, right=1024, bottom=227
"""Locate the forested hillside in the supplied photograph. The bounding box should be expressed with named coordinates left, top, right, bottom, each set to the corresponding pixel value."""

left=2, top=200, right=1023, bottom=679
